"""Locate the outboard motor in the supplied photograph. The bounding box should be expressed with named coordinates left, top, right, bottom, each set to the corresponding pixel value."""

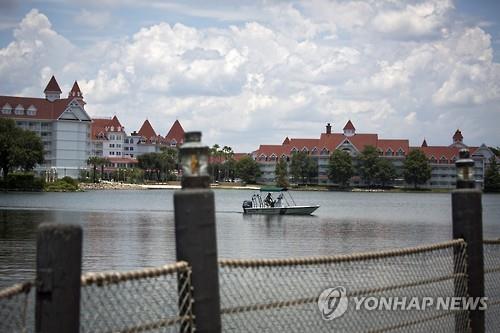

left=242, top=200, right=253, bottom=210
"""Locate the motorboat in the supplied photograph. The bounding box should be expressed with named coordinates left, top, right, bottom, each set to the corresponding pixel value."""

left=242, top=187, right=319, bottom=215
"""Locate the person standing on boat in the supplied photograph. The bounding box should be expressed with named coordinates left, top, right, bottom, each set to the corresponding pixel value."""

left=264, top=193, right=275, bottom=207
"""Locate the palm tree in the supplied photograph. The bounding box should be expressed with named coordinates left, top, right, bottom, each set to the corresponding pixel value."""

left=87, top=156, right=110, bottom=183
left=87, top=156, right=100, bottom=183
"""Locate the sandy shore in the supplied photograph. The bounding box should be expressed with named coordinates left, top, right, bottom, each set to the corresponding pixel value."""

left=79, top=182, right=260, bottom=191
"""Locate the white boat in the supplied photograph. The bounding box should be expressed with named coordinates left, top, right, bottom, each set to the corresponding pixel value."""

left=242, top=187, right=319, bottom=215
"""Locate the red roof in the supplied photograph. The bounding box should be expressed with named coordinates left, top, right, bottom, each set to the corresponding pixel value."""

left=138, top=119, right=157, bottom=140
left=44, top=76, right=62, bottom=93
left=0, top=95, right=72, bottom=120
left=377, top=139, right=410, bottom=154
left=165, top=120, right=185, bottom=144
left=282, top=137, right=290, bottom=145
left=91, top=116, right=124, bottom=139
left=107, top=157, right=138, bottom=164
left=343, top=120, right=355, bottom=130
left=69, top=81, right=82, bottom=98
left=413, top=146, right=478, bottom=162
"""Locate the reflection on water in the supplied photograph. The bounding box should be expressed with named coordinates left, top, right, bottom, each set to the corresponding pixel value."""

left=0, top=190, right=499, bottom=289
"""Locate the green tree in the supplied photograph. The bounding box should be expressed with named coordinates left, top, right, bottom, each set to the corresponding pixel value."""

left=0, top=118, right=44, bottom=180
left=376, top=158, right=397, bottom=187
left=86, top=156, right=109, bottom=183
left=484, top=156, right=500, bottom=192
left=403, top=149, right=432, bottom=189
left=290, top=151, right=318, bottom=185
left=275, top=157, right=289, bottom=188
left=236, top=156, right=261, bottom=184
left=328, top=150, right=353, bottom=187
left=137, top=150, right=177, bottom=182
left=358, top=145, right=380, bottom=187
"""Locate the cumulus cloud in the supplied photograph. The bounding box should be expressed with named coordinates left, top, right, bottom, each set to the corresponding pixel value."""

left=1, top=2, right=499, bottom=151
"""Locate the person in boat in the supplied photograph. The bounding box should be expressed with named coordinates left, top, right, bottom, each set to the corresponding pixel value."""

left=264, top=192, right=275, bottom=207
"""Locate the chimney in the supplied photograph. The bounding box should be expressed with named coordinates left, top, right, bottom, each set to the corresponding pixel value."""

left=326, top=123, right=332, bottom=134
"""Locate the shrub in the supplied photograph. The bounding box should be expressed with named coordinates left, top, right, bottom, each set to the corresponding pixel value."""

left=45, top=179, right=78, bottom=192
left=1, top=173, right=44, bottom=191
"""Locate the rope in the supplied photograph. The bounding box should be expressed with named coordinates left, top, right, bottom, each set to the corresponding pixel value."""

left=81, top=261, right=190, bottom=286
left=484, top=239, right=500, bottom=244
left=0, top=281, right=33, bottom=300
left=221, top=272, right=466, bottom=315
left=219, top=239, right=465, bottom=267
left=485, top=266, right=500, bottom=274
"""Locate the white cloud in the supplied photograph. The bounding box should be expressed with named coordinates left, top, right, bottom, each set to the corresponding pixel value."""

left=75, top=9, right=112, bottom=30
left=1, top=3, right=499, bottom=152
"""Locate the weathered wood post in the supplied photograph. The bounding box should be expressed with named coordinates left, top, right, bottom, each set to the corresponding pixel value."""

left=452, top=149, right=484, bottom=333
left=174, top=132, right=221, bottom=333
left=35, top=223, right=82, bottom=333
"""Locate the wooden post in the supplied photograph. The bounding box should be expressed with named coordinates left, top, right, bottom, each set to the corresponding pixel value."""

left=35, top=223, right=82, bottom=333
left=452, top=189, right=484, bottom=333
left=174, top=189, right=221, bottom=333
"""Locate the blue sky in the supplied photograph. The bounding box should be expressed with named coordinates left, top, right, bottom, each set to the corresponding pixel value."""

left=1, top=0, right=499, bottom=152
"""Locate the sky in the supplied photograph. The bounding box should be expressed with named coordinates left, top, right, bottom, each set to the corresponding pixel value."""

left=0, top=0, right=499, bottom=152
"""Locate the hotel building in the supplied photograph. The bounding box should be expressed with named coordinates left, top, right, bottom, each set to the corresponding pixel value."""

left=252, top=121, right=496, bottom=189
left=0, top=76, right=91, bottom=178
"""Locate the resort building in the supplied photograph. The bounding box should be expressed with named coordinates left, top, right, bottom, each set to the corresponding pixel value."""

left=251, top=121, right=495, bottom=189
left=0, top=76, right=92, bottom=178
left=90, top=115, right=185, bottom=174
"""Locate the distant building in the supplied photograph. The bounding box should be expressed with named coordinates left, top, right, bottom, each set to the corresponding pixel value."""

left=90, top=115, right=186, bottom=175
left=0, top=76, right=91, bottom=178
left=251, top=121, right=495, bottom=189
left=416, top=130, right=495, bottom=189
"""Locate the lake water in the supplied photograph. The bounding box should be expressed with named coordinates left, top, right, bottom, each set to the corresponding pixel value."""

left=0, top=189, right=499, bottom=289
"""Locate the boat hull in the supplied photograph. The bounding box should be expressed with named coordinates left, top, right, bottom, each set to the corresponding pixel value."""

left=243, top=205, right=319, bottom=215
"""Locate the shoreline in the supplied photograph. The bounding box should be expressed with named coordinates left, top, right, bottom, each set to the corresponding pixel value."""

left=77, top=182, right=458, bottom=193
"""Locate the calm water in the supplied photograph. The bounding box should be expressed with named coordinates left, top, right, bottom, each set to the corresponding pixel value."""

left=0, top=189, right=499, bottom=289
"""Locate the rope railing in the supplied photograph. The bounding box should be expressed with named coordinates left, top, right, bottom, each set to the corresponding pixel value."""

left=219, top=239, right=469, bottom=332
left=483, top=239, right=500, bottom=332
left=219, top=239, right=465, bottom=268
left=80, top=261, right=194, bottom=333
left=81, top=261, right=190, bottom=286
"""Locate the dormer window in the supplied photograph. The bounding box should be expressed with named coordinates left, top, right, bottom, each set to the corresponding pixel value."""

left=320, top=148, right=329, bottom=155
left=301, top=147, right=308, bottom=154
left=15, top=105, right=24, bottom=115
left=439, top=156, right=448, bottom=164
left=386, top=148, right=393, bottom=156
left=27, top=105, right=37, bottom=116
left=2, top=103, right=12, bottom=114
left=397, top=148, right=405, bottom=156
left=311, top=147, right=318, bottom=155
left=291, top=147, right=298, bottom=153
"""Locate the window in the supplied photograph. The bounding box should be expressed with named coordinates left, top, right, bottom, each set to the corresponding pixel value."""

left=27, top=105, right=37, bottom=116
left=109, top=151, right=115, bottom=155
left=117, top=152, right=121, bottom=156
left=129, top=147, right=133, bottom=151
left=109, top=144, right=115, bottom=148
left=2, top=108, right=12, bottom=114
left=15, top=105, right=24, bottom=115
left=116, top=144, right=121, bottom=148
left=386, top=149, right=393, bottom=156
